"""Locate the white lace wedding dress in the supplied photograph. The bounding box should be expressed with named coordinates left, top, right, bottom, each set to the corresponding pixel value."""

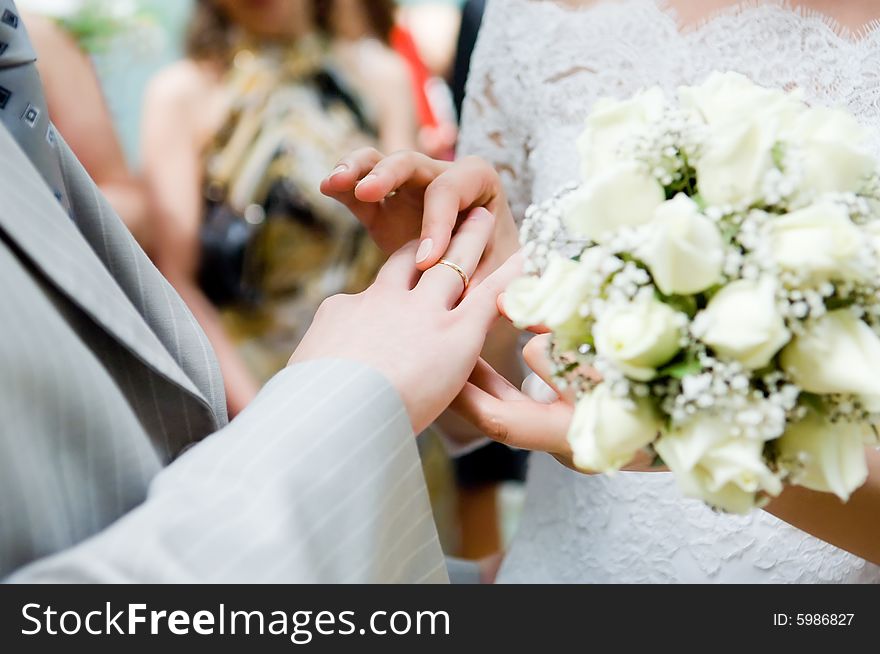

left=458, top=0, right=880, bottom=583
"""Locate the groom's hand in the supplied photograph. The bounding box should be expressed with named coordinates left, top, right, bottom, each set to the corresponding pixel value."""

left=290, top=208, right=522, bottom=435
left=320, top=149, right=520, bottom=286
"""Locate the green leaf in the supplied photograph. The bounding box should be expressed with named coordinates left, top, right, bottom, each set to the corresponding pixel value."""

left=825, top=296, right=855, bottom=312
left=798, top=393, right=825, bottom=414
left=656, top=291, right=698, bottom=318
left=771, top=142, right=787, bottom=170
left=720, top=222, right=740, bottom=245
left=658, top=354, right=702, bottom=380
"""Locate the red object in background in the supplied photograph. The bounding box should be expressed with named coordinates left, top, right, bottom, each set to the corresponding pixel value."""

left=391, top=24, right=439, bottom=129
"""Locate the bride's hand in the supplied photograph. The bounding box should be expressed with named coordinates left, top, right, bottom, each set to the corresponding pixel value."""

left=320, top=149, right=519, bottom=285
left=453, top=331, right=659, bottom=473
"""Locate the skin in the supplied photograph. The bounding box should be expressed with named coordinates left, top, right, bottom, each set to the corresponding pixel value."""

left=142, top=0, right=416, bottom=416
left=291, top=208, right=522, bottom=435
left=25, top=12, right=150, bottom=252
left=396, top=3, right=461, bottom=78
left=322, top=148, right=523, bottom=445
left=324, top=0, right=880, bottom=565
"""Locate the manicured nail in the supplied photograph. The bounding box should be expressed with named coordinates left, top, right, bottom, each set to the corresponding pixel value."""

left=469, top=207, right=492, bottom=219
left=356, top=173, right=377, bottom=188
left=328, top=164, right=348, bottom=179
left=415, top=238, right=434, bottom=264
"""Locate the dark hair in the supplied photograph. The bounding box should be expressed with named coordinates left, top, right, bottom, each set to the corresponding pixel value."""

left=185, top=0, right=235, bottom=63
left=186, top=0, right=397, bottom=64
left=314, top=0, right=396, bottom=44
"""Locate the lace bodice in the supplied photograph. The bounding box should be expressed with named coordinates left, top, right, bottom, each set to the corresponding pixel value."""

left=458, top=0, right=880, bottom=583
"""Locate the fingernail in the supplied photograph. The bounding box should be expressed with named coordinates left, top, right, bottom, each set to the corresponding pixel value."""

left=415, top=238, right=433, bottom=264
left=356, top=173, right=377, bottom=188
left=469, top=207, right=492, bottom=219
left=328, top=164, right=348, bottom=179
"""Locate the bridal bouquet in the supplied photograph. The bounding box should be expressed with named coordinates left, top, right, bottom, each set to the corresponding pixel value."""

left=505, top=71, right=880, bottom=514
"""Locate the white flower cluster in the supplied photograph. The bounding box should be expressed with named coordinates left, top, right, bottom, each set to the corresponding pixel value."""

left=506, top=72, right=880, bottom=514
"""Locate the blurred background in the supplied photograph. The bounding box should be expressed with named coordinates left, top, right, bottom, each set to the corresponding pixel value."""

left=16, top=0, right=525, bottom=568
left=21, top=0, right=468, bottom=164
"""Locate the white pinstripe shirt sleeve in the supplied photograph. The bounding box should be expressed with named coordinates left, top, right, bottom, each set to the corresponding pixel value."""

left=7, top=359, right=448, bottom=584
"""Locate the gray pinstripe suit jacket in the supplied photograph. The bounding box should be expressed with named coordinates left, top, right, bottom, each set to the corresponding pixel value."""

left=0, top=121, right=447, bottom=583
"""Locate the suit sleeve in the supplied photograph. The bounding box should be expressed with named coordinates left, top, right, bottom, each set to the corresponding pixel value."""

left=8, top=359, right=448, bottom=583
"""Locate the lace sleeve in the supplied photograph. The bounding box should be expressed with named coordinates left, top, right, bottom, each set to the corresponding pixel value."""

left=457, top=0, right=536, bottom=224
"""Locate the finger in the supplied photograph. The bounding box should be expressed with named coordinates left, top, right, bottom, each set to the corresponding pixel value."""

left=521, top=334, right=575, bottom=402
left=451, top=382, right=573, bottom=454
left=353, top=151, right=450, bottom=203
left=521, top=373, right=561, bottom=405
left=416, top=156, right=504, bottom=269
left=417, top=207, right=495, bottom=308
left=457, top=252, right=524, bottom=328
left=469, top=358, right=525, bottom=402
left=320, top=147, right=384, bottom=195
left=497, top=294, right=551, bottom=334
left=373, top=240, right=421, bottom=290
left=522, top=334, right=555, bottom=387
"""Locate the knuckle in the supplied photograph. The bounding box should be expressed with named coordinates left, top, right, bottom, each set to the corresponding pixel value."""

left=462, top=155, right=499, bottom=179
left=460, top=154, right=487, bottom=167
left=386, top=149, right=419, bottom=161
left=425, top=176, right=457, bottom=198
left=482, top=413, right=511, bottom=445
left=375, top=151, right=414, bottom=175
left=317, top=294, right=346, bottom=314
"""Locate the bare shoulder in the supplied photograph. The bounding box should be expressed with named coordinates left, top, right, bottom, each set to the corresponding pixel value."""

left=143, top=59, right=226, bottom=148
left=146, top=59, right=217, bottom=108
left=344, top=39, right=410, bottom=89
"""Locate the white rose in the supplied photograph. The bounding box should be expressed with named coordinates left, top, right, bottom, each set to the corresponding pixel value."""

left=785, top=107, right=875, bottom=197
left=679, top=71, right=803, bottom=128
left=780, top=310, right=880, bottom=396
left=503, top=253, right=593, bottom=330
left=594, top=295, right=682, bottom=381
left=695, top=117, right=779, bottom=207
left=683, top=73, right=806, bottom=207
left=640, top=194, right=724, bottom=295
left=655, top=415, right=784, bottom=514
left=777, top=412, right=869, bottom=501
left=694, top=277, right=790, bottom=369
left=765, top=201, right=870, bottom=285
left=568, top=384, right=660, bottom=474
left=564, top=162, right=665, bottom=243
left=577, top=87, right=666, bottom=179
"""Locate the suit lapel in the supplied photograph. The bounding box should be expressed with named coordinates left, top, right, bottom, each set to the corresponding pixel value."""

left=0, top=124, right=218, bottom=415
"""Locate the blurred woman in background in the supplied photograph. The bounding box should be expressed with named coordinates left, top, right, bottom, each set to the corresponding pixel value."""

left=142, top=0, right=416, bottom=415
left=319, top=0, right=458, bottom=159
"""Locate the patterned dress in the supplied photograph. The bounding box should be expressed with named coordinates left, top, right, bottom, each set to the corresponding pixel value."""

left=199, top=37, right=384, bottom=383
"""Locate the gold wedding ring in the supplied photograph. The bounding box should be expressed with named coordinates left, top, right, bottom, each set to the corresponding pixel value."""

left=436, top=258, right=470, bottom=291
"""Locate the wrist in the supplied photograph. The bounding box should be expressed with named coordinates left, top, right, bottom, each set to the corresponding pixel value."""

left=287, top=356, right=416, bottom=431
